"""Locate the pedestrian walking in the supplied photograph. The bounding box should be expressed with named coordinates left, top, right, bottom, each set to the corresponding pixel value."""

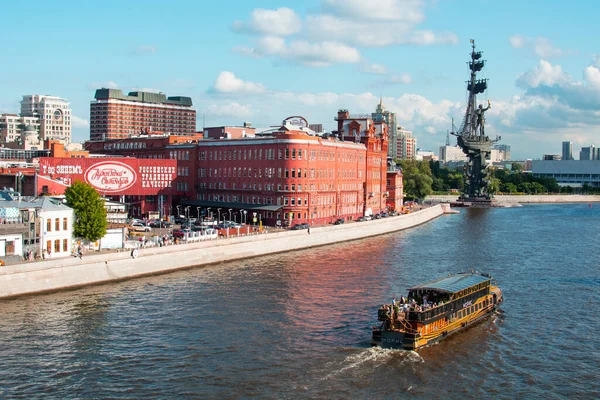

left=307, top=225, right=311, bottom=234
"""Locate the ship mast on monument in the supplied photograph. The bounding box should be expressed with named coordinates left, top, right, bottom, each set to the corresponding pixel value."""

left=454, top=39, right=500, bottom=206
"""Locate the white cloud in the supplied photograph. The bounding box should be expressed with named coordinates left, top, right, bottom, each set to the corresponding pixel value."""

left=363, top=63, right=388, bottom=75
left=232, top=7, right=301, bottom=36
left=509, top=35, right=568, bottom=58
left=516, top=60, right=572, bottom=88
left=236, top=38, right=361, bottom=67
left=212, top=71, right=267, bottom=94
left=288, top=40, right=361, bottom=66
left=233, top=3, right=458, bottom=66
left=583, top=65, right=600, bottom=88
left=322, top=0, right=425, bottom=23
left=389, top=73, right=413, bottom=84
left=205, top=102, right=253, bottom=118
left=71, top=116, right=89, bottom=128
left=305, top=15, right=457, bottom=47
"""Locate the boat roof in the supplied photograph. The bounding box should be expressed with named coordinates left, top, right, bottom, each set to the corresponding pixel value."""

left=409, top=273, right=490, bottom=294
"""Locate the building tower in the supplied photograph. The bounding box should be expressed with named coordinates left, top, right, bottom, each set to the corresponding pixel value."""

left=562, top=141, right=573, bottom=160
left=372, top=98, right=398, bottom=158
left=20, top=95, right=72, bottom=143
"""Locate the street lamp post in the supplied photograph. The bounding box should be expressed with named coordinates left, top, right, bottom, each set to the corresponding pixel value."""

left=207, top=208, right=212, bottom=224
left=240, top=209, right=244, bottom=224
left=197, top=207, right=201, bottom=220
left=243, top=210, right=247, bottom=225
left=228, top=208, right=232, bottom=222
left=176, top=205, right=181, bottom=218
left=218, top=208, right=222, bottom=224
left=185, top=206, right=190, bottom=219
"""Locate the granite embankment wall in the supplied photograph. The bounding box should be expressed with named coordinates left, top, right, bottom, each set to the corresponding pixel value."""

left=0, top=205, right=445, bottom=299
left=427, top=194, right=600, bottom=204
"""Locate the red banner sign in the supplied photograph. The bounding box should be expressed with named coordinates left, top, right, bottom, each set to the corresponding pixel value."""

left=38, top=157, right=177, bottom=195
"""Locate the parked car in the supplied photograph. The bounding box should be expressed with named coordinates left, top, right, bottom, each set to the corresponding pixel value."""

left=149, top=220, right=172, bottom=228
left=357, top=216, right=367, bottom=222
left=389, top=211, right=399, bottom=216
left=380, top=212, right=389, bottom=218
left=290, top=223, right=310, bottom=230
left=334, top=218, right=345, bottom=225
left=172, top=229, right=185, bottom=238
left=131, top=222, right=151, bottom=232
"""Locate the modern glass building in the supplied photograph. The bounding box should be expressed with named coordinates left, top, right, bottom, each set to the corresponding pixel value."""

left=562, top=141, right=573, bottom=160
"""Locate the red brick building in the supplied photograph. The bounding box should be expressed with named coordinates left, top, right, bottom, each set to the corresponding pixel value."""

left=386, top=168, right=404, bottom=212
left=90, top=89, right=196, bottom=141
left=336, top=109, right=389, bottom=217
left=85, top=112, right=397, bottom=226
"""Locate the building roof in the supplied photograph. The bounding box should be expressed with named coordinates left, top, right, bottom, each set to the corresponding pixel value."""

left=20, top=196, right=73, bottom=211
left=94, top=88, right=193, bottom=107
left=409, top=273, right=490, bottom=294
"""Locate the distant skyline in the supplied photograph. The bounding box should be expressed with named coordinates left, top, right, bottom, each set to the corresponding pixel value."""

left=2, top=0, right=600, bottom=160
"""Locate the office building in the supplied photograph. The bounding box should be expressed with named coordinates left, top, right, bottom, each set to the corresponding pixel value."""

left=397, top=126, right=417, bottom=160
left=372, top=99, right=398, bottom=158
left=562, top=141, right=573, bottom=160
left=439, top=145, right=468, bottom=163
left=20, top=95, right=72, bottom=143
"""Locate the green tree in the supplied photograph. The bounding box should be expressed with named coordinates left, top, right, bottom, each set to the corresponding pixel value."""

left=448, top=173, right=465, bottom=191
left=511, top=162, right=523, bottom=173
left=400, top=160, right=433, bottom=200
left=500, top=182, right=517, bottom=193
left=65, top=181, right=108, bottom=242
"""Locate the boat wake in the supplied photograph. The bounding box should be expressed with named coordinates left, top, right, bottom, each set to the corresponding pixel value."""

left=318, top=347, right=423, bottom=381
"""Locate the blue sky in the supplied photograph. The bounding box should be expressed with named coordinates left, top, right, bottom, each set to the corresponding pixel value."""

left=2, top=0, right=600, bottom=160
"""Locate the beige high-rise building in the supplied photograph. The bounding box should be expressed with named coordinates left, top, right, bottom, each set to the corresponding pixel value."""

left=20, top=95, right=72, bottom=143
left=0, top=114, right=39, bottom=143
left=396, top=126, right=417, bottom=160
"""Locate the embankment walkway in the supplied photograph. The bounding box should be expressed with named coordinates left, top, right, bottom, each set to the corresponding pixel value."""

left=0, top=205, right=445, bottom=299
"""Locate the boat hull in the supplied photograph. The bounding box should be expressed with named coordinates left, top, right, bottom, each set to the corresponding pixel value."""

left=371, top=303, right=500, bottom=350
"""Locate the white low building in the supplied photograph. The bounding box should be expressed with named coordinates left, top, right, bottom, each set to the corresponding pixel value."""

left=23, top=197, right=74, bottom=258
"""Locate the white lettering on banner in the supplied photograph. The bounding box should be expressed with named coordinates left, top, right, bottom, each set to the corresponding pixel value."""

left=42, top=164, right=84, bottom=175
left=85, top=162, right=136, bottom=192
left=138, top=166, right=175, bottom=189
left=56, top=165, right=83, bottom=174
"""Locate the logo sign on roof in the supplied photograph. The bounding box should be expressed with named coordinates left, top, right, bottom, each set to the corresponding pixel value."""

left=283, top=116, right=309, bottom=128
left=85, top=161, right=137, bottom=192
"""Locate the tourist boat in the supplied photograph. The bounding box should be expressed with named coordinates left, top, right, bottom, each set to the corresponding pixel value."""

left=371, top=272, right=503, bottom=350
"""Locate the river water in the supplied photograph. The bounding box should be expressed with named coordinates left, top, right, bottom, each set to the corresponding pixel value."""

left=0, top=204, right=598, bottom=399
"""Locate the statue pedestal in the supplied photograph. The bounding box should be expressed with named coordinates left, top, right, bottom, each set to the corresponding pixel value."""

left=452, top=196, right=499, bottom=208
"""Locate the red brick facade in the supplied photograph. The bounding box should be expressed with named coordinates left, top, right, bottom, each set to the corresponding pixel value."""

left=86, top=112, right=397, bottom=225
